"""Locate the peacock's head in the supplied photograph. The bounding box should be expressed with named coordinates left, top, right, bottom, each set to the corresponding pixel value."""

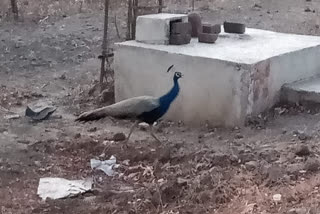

left=167, top=65, right=183, bottom=81
left=174, top=72, right=183, bottom=81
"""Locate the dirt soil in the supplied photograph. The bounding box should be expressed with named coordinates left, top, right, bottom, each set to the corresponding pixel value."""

left=1, top=0, right=320, bottom=213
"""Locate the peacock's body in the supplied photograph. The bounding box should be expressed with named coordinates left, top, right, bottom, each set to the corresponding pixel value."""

left=75, top=65, right=183, bottom=143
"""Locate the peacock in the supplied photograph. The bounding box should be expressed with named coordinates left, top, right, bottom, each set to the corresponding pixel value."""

left=75, top=65, right=183, bottom=144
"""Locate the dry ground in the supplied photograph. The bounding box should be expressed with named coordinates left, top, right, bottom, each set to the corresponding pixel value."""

left=1, top=0, right=320, bottom=213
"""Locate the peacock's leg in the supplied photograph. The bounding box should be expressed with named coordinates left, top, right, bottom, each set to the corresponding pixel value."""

left=149, top=125, right=161, bottom=144
left=124, top=120, right=139, bottom=143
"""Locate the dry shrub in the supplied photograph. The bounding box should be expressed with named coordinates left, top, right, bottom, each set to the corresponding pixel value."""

left=0, top=0, right=127, bottom=22
left=0, top=0, right=211, bottom=22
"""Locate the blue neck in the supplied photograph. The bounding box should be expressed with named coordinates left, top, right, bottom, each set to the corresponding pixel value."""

left=159, top=77, right=180, bottom=107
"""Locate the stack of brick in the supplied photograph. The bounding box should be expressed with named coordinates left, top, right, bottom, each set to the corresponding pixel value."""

left=169, top=22, right=192, bottom=45
left=198, top=23, right=221, bottom=44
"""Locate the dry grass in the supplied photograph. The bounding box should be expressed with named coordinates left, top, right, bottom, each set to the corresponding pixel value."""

left=0, top=0, right=127, bottom=22
left=0, top=0, right=212, bottom=22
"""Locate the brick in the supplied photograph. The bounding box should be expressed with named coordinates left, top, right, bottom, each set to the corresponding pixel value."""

left=202, top=24, right=221, bottom=34
left=223, top=22, right=246, bottom=34
left=169, top=34, right=191, bottom=45
left=188, top=13, right=202, bottom=37
left=198, top=33, right=218, bottom=44
left=171, top=22, right=192, bottom=35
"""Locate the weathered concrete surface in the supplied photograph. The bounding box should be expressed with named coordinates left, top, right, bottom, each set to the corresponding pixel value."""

left=115, top=27, right=320, bottom=126
left=135, top=13, right=188, bottom=45
left=281, top=77, right=320, bottom=104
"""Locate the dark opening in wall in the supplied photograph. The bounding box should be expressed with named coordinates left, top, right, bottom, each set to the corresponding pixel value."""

left=169, top=19, right=182, bottom=35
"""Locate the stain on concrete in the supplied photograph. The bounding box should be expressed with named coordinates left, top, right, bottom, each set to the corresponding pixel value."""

left=252, top=59, right=271, bottom=102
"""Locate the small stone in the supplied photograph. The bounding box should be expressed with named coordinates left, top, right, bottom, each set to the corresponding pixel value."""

left=74, top=133, right=81, bottom=139
left=15, top=100, right=22, bottom=106
left=177, top=177, right=188, bottom=186
left=293, top=130, right=300, bottom=136
left=305, top=7, right=312, bottom=12
left=34, top=160, right=41, bottom=166
left=157, top=178, right=165, bottom=184
left=253, top=3, right=262, bottom=9
left=0, top=128, right=8, bottom=133
left=139, top=122, right=149, bottom=131
left=113, top=132, right=126, bottom=141
left=245, top=161, right=259, bottom=171
left=88, top=127, right=97, bottom=132
left=99, top=89, right=114, bottom=103
left=210, top=153, right=231, bottom=167
left=286, top=163, right=304, bottom=176
left=238, top=151, right=255, bottom=163
left=204, top=132, right=214, bottom=138
left=296, top=145, right=311, bottom=157
left=298, top=134, right=306, bottom=141
left=305, top=158, right=320, bottom=172
left=102, top=140, right=110, bottom=146
left=267, top=165, right=284, bottom=182
left=298, top=133, right=310, bottom=141
left=17, top=140, right=31, bottom=145
left=59, top=73, right=66, bottom=80
left=99, top=153, right=106, bottom=158
left=235, top=133, right=244, bottom=139
left=84, top=196, right=96, bottom=203
left=288, top=208, right=308, bottom=214
left=198, top=134, right=204, bottom=139
left=272, top=194, right=281, bottom=202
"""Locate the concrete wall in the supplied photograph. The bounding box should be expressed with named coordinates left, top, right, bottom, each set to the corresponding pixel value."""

left=248, top=45, right=320, bottom=115
left=114, top=45, right=250, bottom=126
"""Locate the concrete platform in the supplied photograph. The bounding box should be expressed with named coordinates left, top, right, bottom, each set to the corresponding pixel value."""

left=281, top=77, right=320, bottom=104
left=115, top=27, right=320, bottom=126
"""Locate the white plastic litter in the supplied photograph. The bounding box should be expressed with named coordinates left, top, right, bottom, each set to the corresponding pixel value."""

left=37, top=177, right=92, bottom=200
left=5, top=114, right=20, bottom=120
left=272, top=194, right=282, bottom=202
left=90, top=155, right=120, bottom=176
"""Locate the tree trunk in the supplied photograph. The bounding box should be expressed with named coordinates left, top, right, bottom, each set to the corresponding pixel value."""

left=10, top=0, right=18, bottom=21
left=158, top=0, right=163, bottom=13
left=100, top=0, right=109, bottom=89
left=132, top=0, right=139, bottom=40
left=126, top=0, right=133, bottom=40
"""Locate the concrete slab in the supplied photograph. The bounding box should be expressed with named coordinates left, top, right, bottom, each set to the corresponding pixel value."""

left=135, top=13, right=188, bottom=45
left=281, top=77, right=320, bottom=104
left=115, top=26, right=320, bottom=126
left=126, top=28, right=320, bottom=64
